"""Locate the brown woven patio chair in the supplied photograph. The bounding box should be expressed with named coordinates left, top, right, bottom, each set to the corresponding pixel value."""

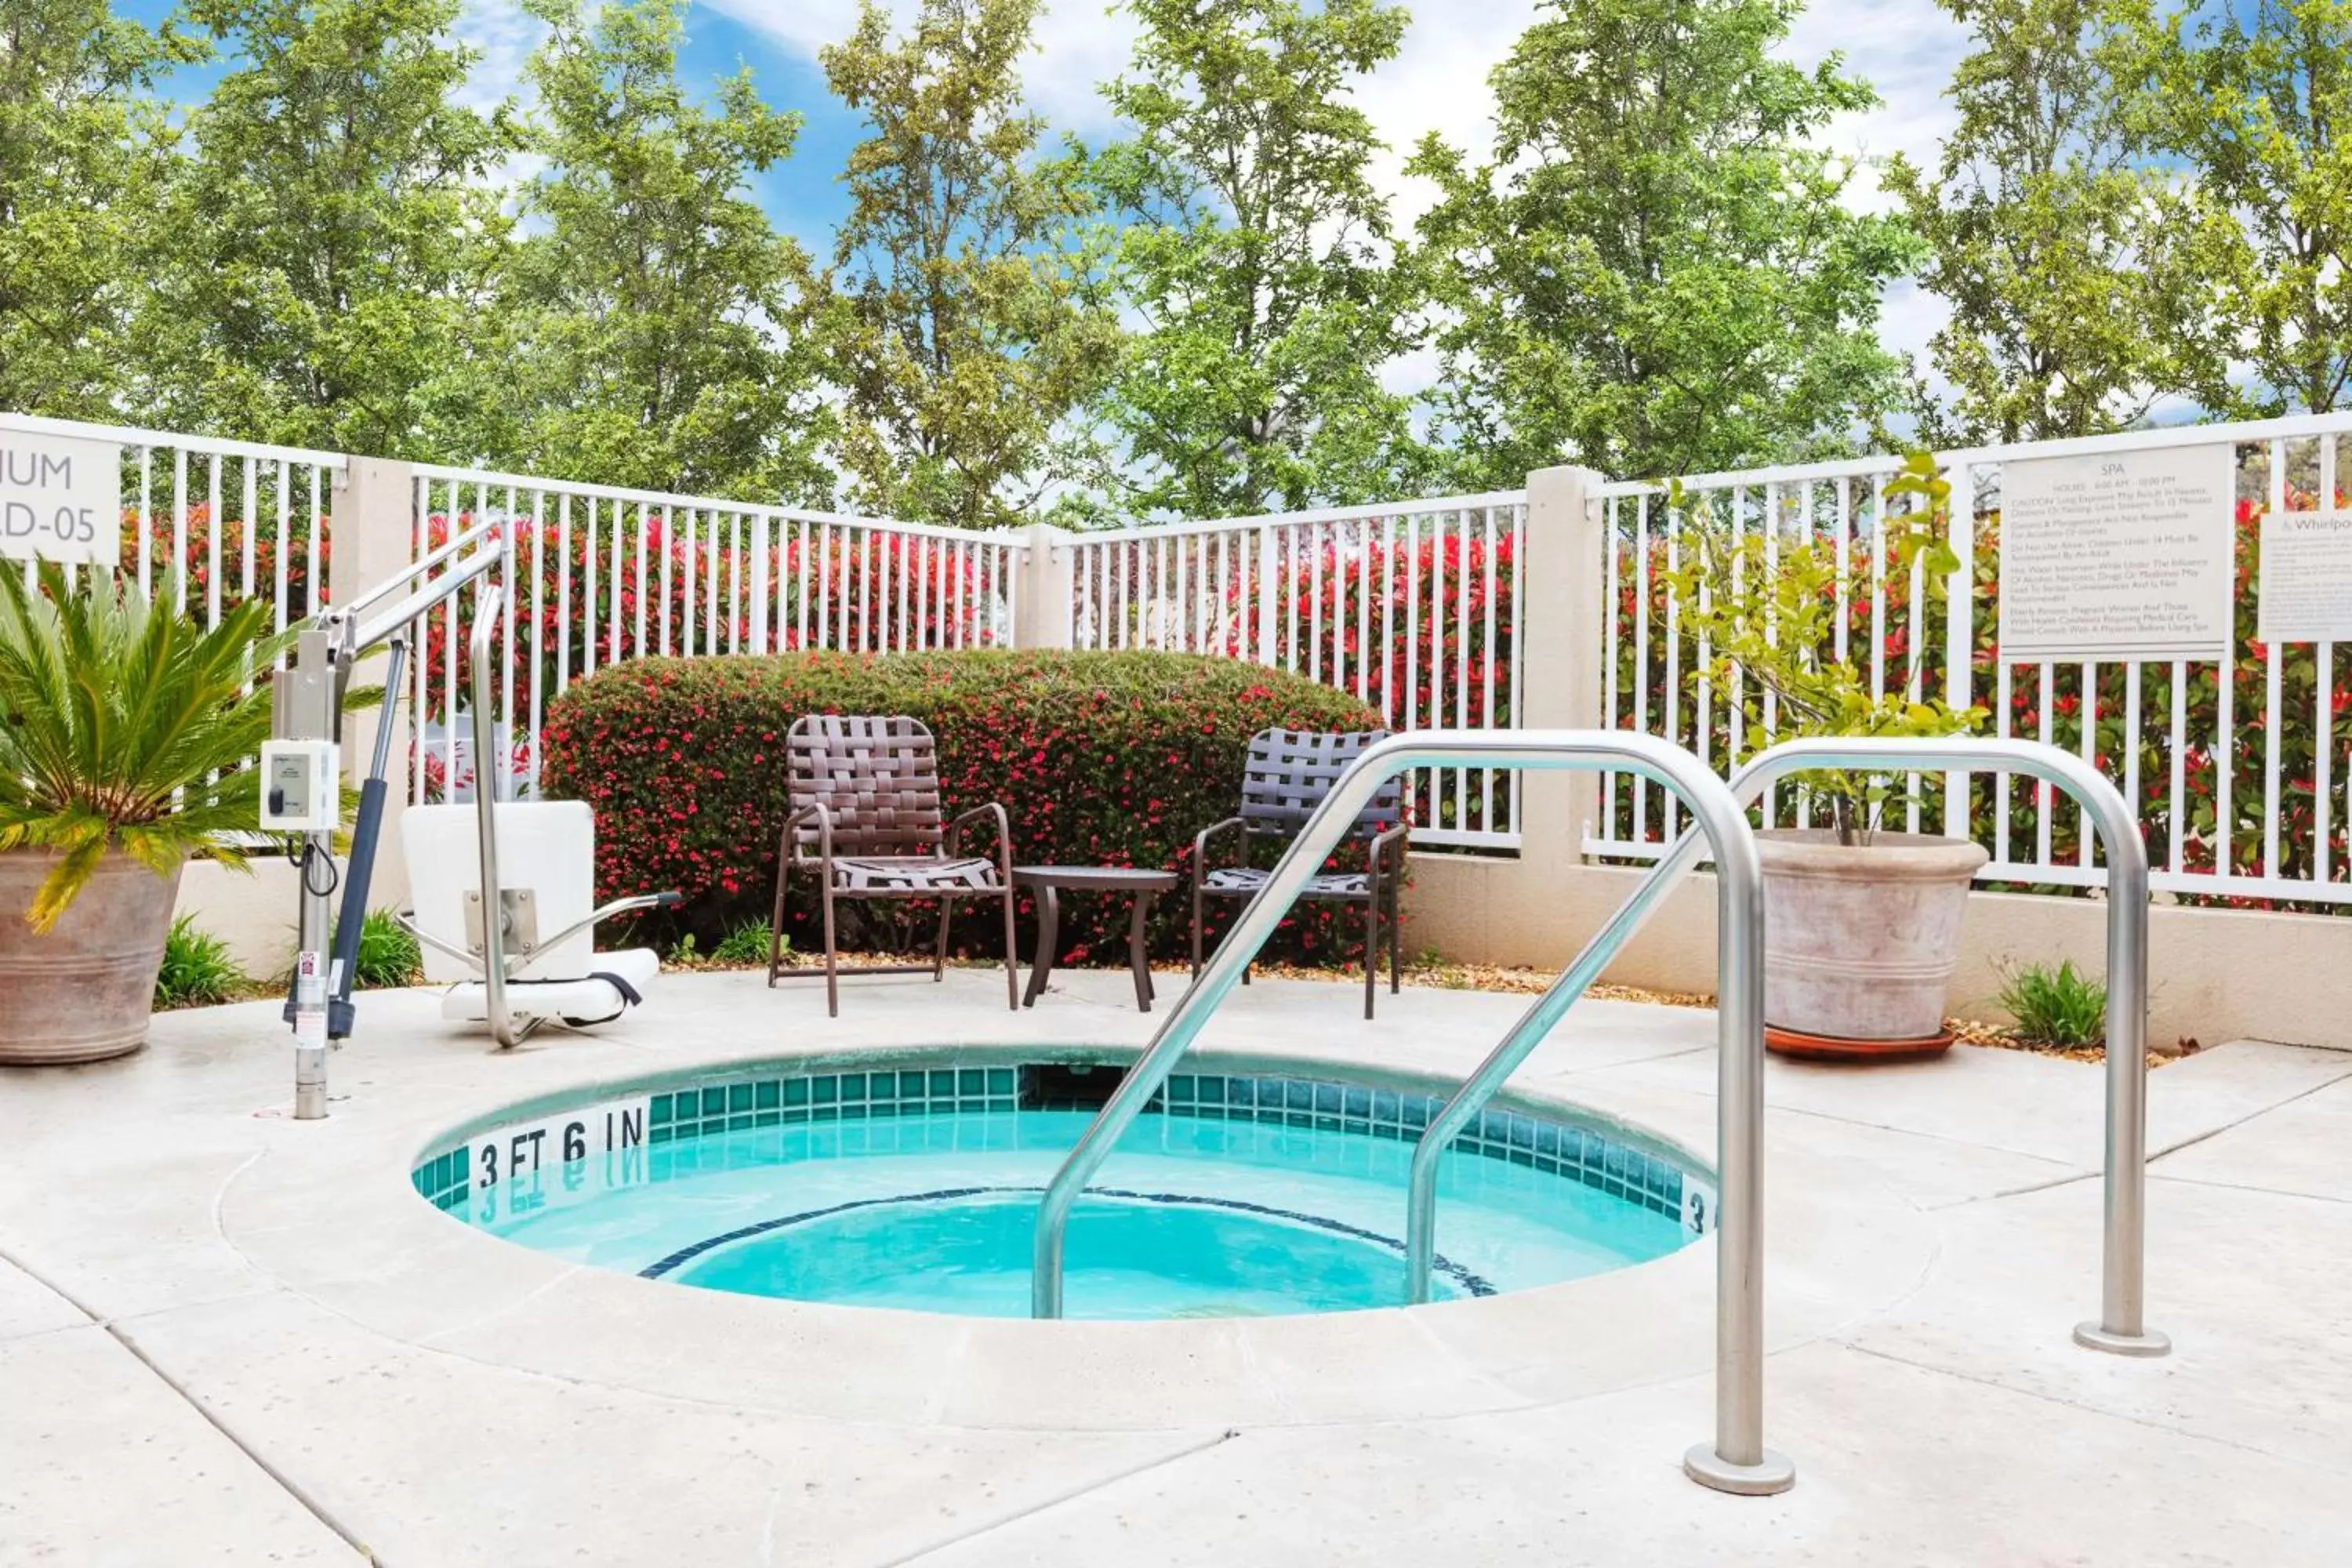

left=1190, top=728, right=1406, bottom=1020
left=768, top=714, right=1018, bottom=1016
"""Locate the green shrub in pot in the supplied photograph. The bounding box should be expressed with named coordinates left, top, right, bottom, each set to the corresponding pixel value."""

left=0, top=563, right=300, bottom=1062
left=1661, top=454, right=1992, bottom=1058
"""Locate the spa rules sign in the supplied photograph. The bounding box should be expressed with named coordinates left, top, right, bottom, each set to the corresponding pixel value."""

left=0, top=432, right=120, bottom=567
left=1997, top=444, right=2235, bottom=664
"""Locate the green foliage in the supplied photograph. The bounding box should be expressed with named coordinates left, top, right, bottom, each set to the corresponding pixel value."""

left=1080, top=0, right=1429, bottom=520
left=537, top=649, right=1387, bottom=965
left=1410, top=0, right=1923, bottom=485
left=132, top=0, right=516, bottom=457
left=0, top=0, right=199, bottom=419
left=1996, top=957, right=2106, bottom=1046
left=0, top=563, right=302, bottom=931
left=154, top=913, right=246, bottom=1008
left=710, top=917, right=779, bottom=966
left=1883, top=0, right=2230, bottom=443
left=349, top=907, right=421, bottom=989
left=799, top=0, right=1120, bottom=529
left=1659, top=454, right=1984, bottom=841
left=2126, top=0, right=2352, bottom=417
left=493, top=0, right=833, bottom=502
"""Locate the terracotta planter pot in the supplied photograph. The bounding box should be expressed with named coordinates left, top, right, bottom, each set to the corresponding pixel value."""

left=1755, top=829, right=1988, bottom=1061
left=0, top=850, right=186, bottom=1065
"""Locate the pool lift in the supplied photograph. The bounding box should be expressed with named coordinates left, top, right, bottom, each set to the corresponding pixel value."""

left=268, top=519, right=675, bottom=1123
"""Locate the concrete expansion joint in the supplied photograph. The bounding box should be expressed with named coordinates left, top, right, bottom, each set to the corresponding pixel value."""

left=0, top=1241, right=384, bottom=1565
left=1836, top=1340, right=2300, bottom=1468
left=881, top=1426, right=1240, bottom=1566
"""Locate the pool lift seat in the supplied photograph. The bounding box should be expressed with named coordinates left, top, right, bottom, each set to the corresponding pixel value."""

left=398, top=798, right=677, bottom=1042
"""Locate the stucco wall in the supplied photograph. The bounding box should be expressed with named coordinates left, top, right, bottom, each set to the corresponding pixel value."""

left=1401, top=850, right=2351, bottom=1051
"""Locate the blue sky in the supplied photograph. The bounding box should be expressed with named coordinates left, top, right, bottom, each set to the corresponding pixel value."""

left=118, top=0, right=1972, bottom=383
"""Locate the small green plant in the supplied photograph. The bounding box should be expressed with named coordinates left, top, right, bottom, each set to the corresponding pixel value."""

left=350, top=908, right=422, bottom=989
left=667, top=931, right=702, bottom=965
left=1661, top=452, right=1985, bottom=844
left=710, top=918, right=779, bottom=966
left=1996, top=959, right=2107, bottom=1047
left=154, top=915, right=248, bottom=1008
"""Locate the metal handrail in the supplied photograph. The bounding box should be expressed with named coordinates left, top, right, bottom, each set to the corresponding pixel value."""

left=1403, top=735, right=2166, bottom=1367
left=1028, top=728, right=1791, bottom=1494
left=469, top=586, right=517, bottom=1048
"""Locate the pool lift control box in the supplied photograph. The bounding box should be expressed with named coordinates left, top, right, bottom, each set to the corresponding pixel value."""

left=260, top=739, right=340, bottom=832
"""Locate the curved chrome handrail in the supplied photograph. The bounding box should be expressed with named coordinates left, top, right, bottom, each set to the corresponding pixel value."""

left=1403, top=735, right=2165, bottom=1370
left=1028, top=728, right=1790, bottom=1494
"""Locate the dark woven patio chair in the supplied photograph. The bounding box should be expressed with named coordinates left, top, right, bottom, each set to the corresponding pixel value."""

left=1190, top=728, right=1406, bottom=1020
left=768, top=714, right=1018, bottom=1017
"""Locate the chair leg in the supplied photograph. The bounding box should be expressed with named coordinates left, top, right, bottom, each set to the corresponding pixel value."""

left=1190, top=880, right=1204, bottom=982
left=1000, top=887, right=1019, bottom=1011
left=769, top=855, right=790, bottom=987
left=1363, top=891, right=1377, bottom=1022
left=821, top=880, right=840, bottom=1018
left=1388, top=875, right=1403, bottom=995
left=932, top=896, right=952, bottom=981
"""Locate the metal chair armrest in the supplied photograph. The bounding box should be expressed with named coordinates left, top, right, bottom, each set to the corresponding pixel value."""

left=946, top=801, right=1012, bottom=864
left=1191, top=816, right=1250, bottom=887
left=782, top=800, right=834, bottom=865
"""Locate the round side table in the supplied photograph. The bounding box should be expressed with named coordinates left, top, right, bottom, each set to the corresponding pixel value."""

left=1012, top=866, right=1179, bottom=1012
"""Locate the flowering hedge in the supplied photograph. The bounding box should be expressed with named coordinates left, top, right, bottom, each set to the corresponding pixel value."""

left=119, top=503, right=328, bottom=619
left=412, top=511, right=1004, bottom=712
left=538, top=649, right=1391, bottom=964
left=1098, top=528, right=1516, bottom=837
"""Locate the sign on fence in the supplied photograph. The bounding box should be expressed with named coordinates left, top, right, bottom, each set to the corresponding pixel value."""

left=1997, top=444, right=2234, bottom=663
left=2256, top=510, right=2352, bottom=644
left=0, top=432, right=118, bottom=567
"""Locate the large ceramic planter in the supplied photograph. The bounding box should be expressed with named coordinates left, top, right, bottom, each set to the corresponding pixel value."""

left=1756, top=829, right=1988, bottom=1062
left=0, top=850, right=185, bottom=1065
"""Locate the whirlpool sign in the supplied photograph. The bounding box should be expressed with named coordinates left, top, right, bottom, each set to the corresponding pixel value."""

left=1, top=434, right=120, bottom=567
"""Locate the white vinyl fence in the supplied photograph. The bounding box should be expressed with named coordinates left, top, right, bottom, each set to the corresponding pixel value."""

left=17, top=401, right=2352, bottom=907
left=2, top=411, right=340, bottom=649
left=1065, top=493, right=1526, bottom=848
left=1588, top=413, right=2352, bottom=906
left=404, top=466, right=1024, bottom=801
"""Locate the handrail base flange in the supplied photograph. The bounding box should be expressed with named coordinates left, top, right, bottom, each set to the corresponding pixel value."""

left=1683, top=1443, right=1796, bottom=1497
left=2073, top=1321, right=2172, bottom=1358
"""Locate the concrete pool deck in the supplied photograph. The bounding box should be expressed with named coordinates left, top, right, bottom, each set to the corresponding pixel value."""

left=2, top=967, right=2349, bottom=1565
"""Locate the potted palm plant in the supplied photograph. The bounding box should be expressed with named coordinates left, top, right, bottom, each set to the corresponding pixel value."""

left=1664, top=454, right=1987, bottom=1060
left=0, top=562, right=297, bottom=1064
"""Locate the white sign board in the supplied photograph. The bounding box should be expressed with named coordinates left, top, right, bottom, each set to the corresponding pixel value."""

left=2257, top=510, right=2352, bottom=644
left=1997, top=444, right=2235, bottom=663
left=0, top=433, right=120, bottom=567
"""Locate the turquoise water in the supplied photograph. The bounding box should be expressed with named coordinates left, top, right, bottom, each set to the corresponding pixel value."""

left=452, top=1105, right=1694, bottom=1319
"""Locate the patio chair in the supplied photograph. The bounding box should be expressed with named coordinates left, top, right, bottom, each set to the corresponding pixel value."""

left=768, top=714, right=1018, bottom=1017
left=1190, top=728, right=1407, bottom=1020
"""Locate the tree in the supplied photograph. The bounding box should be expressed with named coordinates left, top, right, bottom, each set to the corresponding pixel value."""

left=494, top=0, right=831, bottom=501
left=2128, top=0, right=2352, bottom=416
left=1410, top=0, right=1922, bottom=486
left=0, top=0, right=198, bottom=419
left=132, top=0, right=514, bottom=458
left=1083, top=0, right=1428, bottom=521
left=1885, top=0, right=2230, bottom=442
left=800, top=0, right=1120, bottom=530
